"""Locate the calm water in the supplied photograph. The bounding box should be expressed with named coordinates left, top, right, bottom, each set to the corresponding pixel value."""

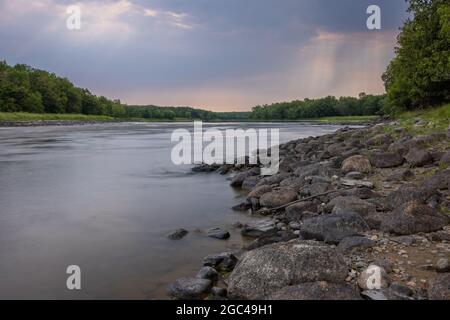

left=0, top=122, right=346, bottom=299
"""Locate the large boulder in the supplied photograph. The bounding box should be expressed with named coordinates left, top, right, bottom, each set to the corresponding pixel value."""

left=381, top=201, right=448, bottom=235
left=241, top=219, right=277, bottom=238
left=247, top=185, right=272, bottom=199
left=268, top=282, right=361, bottom=300
left=227, top=240, right=348, bottom=299
left=386, top=184, right=427, bottom=210
left=168, top=278, right=212, bottom=300
left=341, top=155, right=372, bottom=174
left=405, top=148, right=433, bottom=167
left=300, top=212, right=370, bottom=244
left=369, top=152, right=404, bottom=168
left=331, top=196, right=380, bottom=229
left=230, top=168, right=260, bottom=187
left=260, top=189, right=298, bottom=208
left=421, top=170, right=450, bottom=197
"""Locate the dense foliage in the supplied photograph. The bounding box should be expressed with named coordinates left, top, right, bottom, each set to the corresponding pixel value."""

left=383, top=0, right=450, bottom=113
left=250, top=93, right=386, bottom=120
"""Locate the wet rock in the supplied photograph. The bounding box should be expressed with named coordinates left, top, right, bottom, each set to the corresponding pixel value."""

left=260, top=189, right=298, bottom=208
left=196, top=267, right=219, bottom=282
left=168, top=278, right=212, bottom=300
left=405, top=148, right=433, bottom=167
left=207, top=228, right=230, bottom=240
left=241, top=176, right=261, bottom=190
left=338, top=236, right=375, bottom=254
left=357, top=265, right=389, bottom=290
left=341, top=155, right=372, bottom=174
left=436, top=258, right=450, bottom=273
left=192, top=164, right=219, bottom=173
left=268, top=282, right=361, bottom=300
left=387, top=169, right=414, bottom=181
left=228, top=240, right=348, bottom=299
left=284, top=201, right=318, bottom=222
left=232, top=201, right=252, bottom=212
left=369, top=152, right=404, bottom=168
left=367, top=134, right=393, bottom=147
left=381, top=201, right=448, bottom=235
left=203, top=252, right=238, bottom=272
left=300, top=212, right=370, bottom=244
left=386, top=184, right=426, bottom=210
left=331, top=196, right=380, bottom=229
left=361, top=290, right=389, bottom=300
left=241, top=219, right=276, bottom=238
left=247, top=185, right=272, bottom=199
left=428, top=274, right=450, bottom=300
left=167, top=228, right=188, bottom=240
left=230, top=168, right=260, bottom=188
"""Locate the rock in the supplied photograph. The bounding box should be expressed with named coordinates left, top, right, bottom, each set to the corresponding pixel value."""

left=230, top=168, right=260, bottom=188
left=196, top=267, right=219, bottom=282
left=430, top=231, right=450, bottom=241
left=341, top=187, right=379, bottom=200
left=381, top=201, right=448, bottom=235
left=367, top=134, right=393, bottom=147
left=338, top=236, right=375, bottom=254
left=361, top=290, right=389, bottom=300
left=300, top=212, right=370, bottom=244
left=268, top=282, right=361, bottom=300
left=357, top=265, right=389, bottom=290
left=245, top=230, right=298, bottom=250
left=389, top=283, right=415, bottom=299
left=421, top=169, right=450, bottom=197
left=168, top=278, right=212, bottom=300
left=369, top=152, right=404, bottom=168
left=340, top=179, right=374, bottom=188
left=280, top=177, right=305, bottom=189
left=284, top=201, right=318, bottom=222
left=428, top=274, right=450, bottom=300
left=387, top=169, right=414, bottom=181
left=192, top=164, right=219, bottom=173
left=388, top=142, right=409, bottom=156
left=405, top=148, right=433, bottom=167
left=256, top=173, right=290, bottom=187
left=207, top=228, right=230, bottom=240
left=386, top=184, right=426, bottom=210
left=248, top=185, right=272, bottom=199
left=203, top=252, right=238, bottom=272
left=440, top=151, right=450, bottom=166
left=341, top=155, right=372, bottom=174
left=167, top=228, right=188, bottom=240
left=436, top=258, right=450, bottom=273
left=241, top=176, right=260, bottom=190
left=241, top=219, right=277, bottom=238
left=331, top=196, right=380, bottom=229
left=232, top=201, right=252, bottom=212
left=309, top=182, right=331, bottom=196
left=210, top=287, right=227, bottom=298
left=345, top=172, right=366, bottom=180
left=227, top=240, right=348, bottom=299
left=260, top=189, right=298, bottom=208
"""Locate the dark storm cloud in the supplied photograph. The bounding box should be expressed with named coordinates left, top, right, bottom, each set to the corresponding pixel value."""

left=0, top=0, right=409, bottom=110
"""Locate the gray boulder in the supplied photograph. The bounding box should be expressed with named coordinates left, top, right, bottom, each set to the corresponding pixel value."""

left=341, top=155, right=372, bottom=174
left=230, top=168, right=260, bottom=187
left=207, top=228, right=230, bottom=240
left=386, top=169, right=414, bottom=181
left=260, top=189, right=298, bottom=208
left=338, top=236, right=375, bottom=254
left=196, top=267, right=219, bottom=282
left=428, top=274, right=450, bottom=300
left=381, top=201, right=448, bottom=235
left=268, top=282, right=361, bottom=300
left=167, top=228, right=188, bottom=240
left=367, top=134, right=393, bottom=147
left=203, top=252, right=238, bottom=272
left=284, top=201, right=318, bottom=222
left=386, top=184, right=426, bottom=210
left=227, top=240, right=348, bottom=299
left=331, top=196, right=380, bottom=229
left=241, top=219, right=276, bottom=238
left=369, top=152, right=404, bottom=168
left=300, top=212, right=370, bottom=244
left=405, top=148, right=433, bottom=167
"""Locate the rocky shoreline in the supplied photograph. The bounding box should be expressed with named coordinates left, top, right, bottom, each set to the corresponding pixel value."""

left=168, top=121, right=450, bottom=300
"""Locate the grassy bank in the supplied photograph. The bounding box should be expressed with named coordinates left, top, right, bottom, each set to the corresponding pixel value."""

left=0, top=112, right=116, bottom=122
left=387, top=104, right=450, bottom=135
left=308, top=115, right=380, bottom=124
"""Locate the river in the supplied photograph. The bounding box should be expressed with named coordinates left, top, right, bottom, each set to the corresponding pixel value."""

left=0, top=122, right=348, bottom=299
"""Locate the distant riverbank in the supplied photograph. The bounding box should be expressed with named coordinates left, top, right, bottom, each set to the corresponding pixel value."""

left=0, top=112, right=379, bottom=127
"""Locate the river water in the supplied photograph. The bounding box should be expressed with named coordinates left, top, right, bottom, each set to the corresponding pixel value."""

left=0, top=122, right=347, bottom=299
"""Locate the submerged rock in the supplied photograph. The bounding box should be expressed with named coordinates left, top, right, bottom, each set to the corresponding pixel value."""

left=207, top=228, right=230, bottom=240
left=167, top=228, right=188, bottom=240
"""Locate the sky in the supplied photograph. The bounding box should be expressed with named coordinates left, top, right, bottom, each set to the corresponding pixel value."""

left=0, top=0, right=409, bottom=111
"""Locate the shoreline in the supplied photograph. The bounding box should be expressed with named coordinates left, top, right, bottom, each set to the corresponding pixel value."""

left=169, top=120, right=450, bottom=300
